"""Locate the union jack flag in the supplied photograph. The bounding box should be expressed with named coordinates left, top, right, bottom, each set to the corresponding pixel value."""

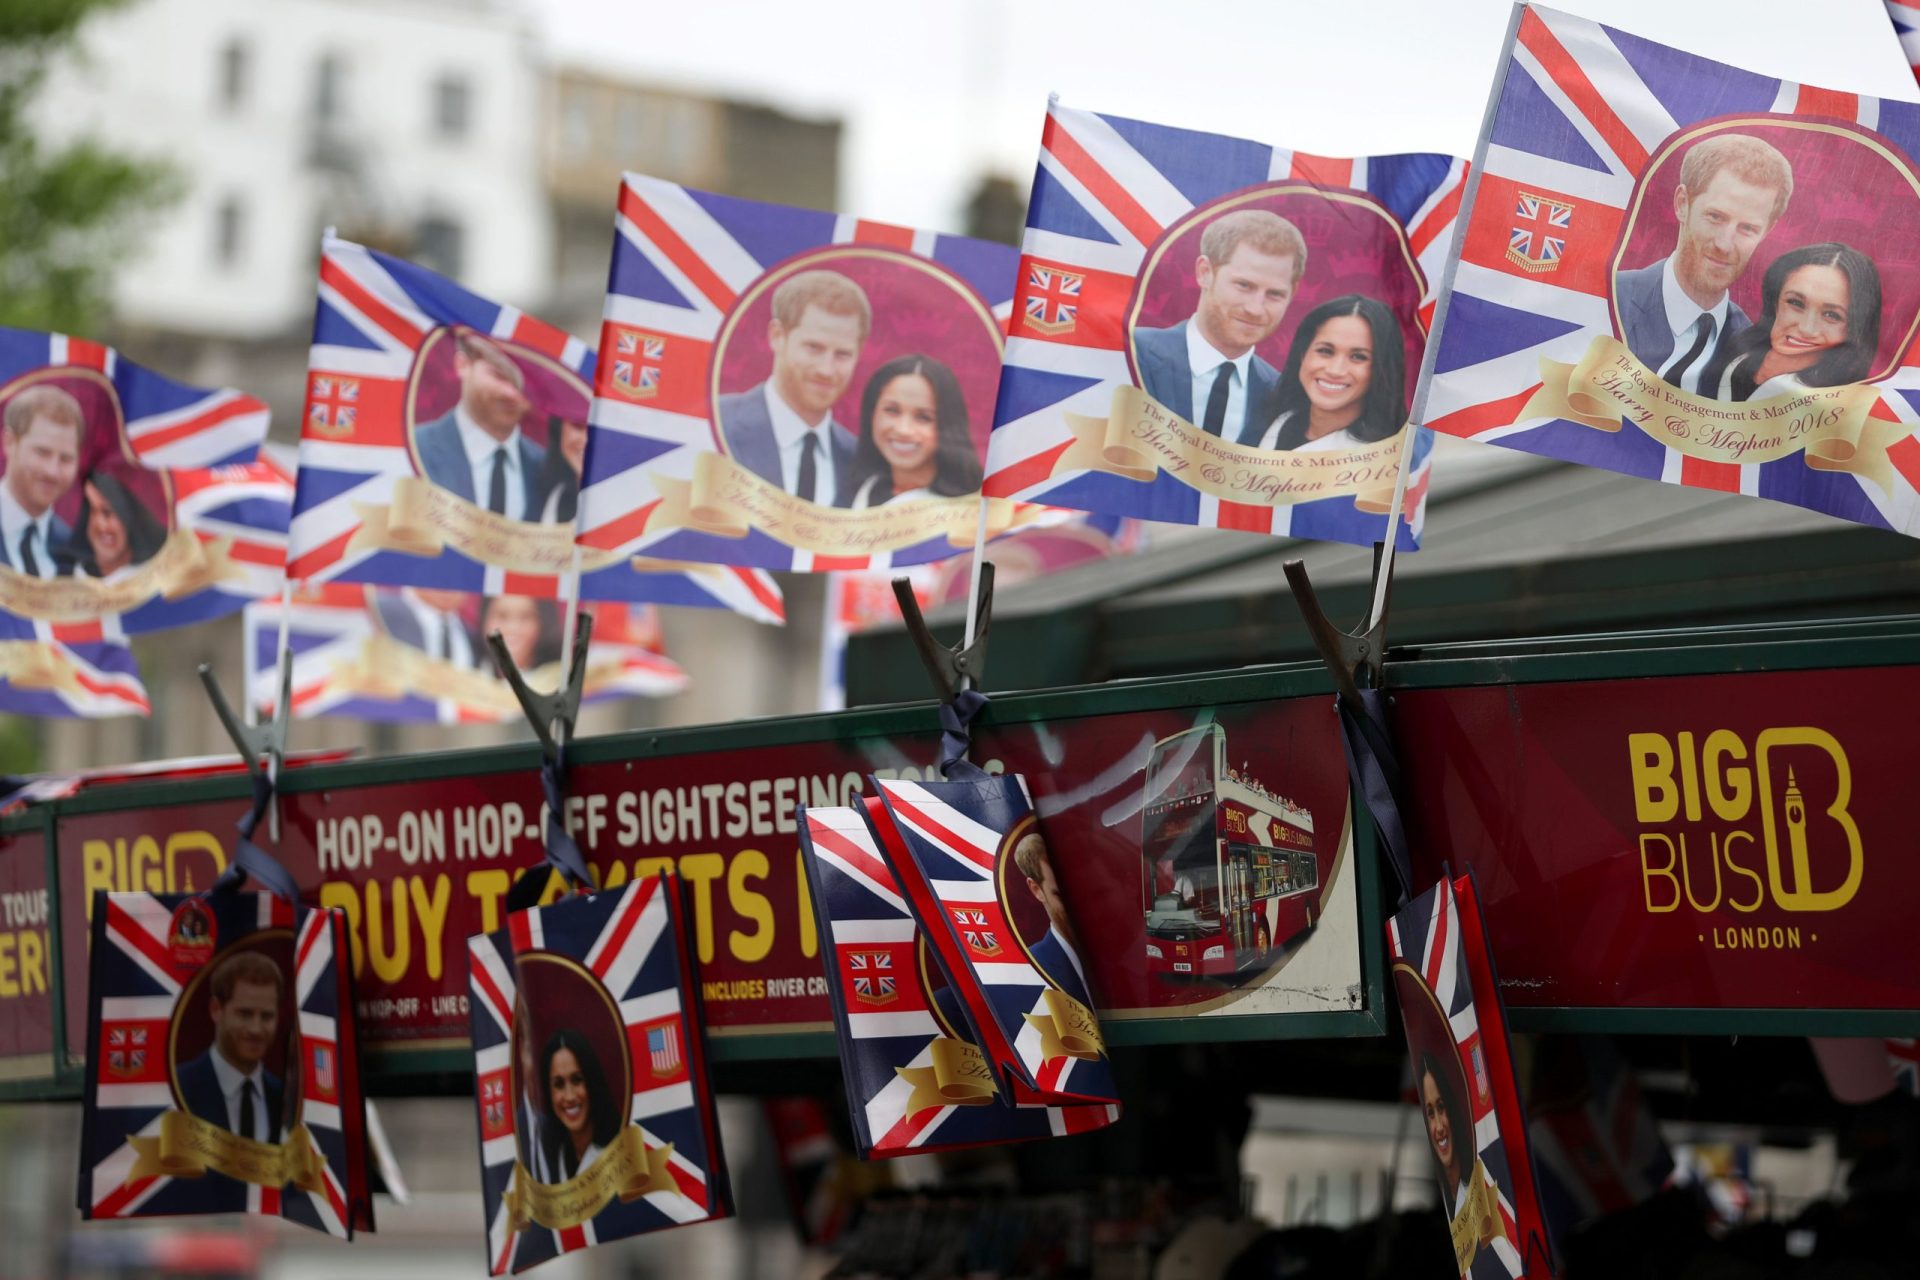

left=1422, top=3, right=1920, bottom=537
left=1389, top=875, right=1552, bottom=1279
left=848, top=949, right=897, bottom=1005
left=243, top=586, right=707, bottom=725
left=1888, top=1037, right=1920, bottom=1096
left=609, top=328, right=665, bottom=400
left=1507, top=193, right=1570, bottom=271
left=797, top=804, right=1120, bottom=1158
left=873, top=778, right=1118, bottom=1107
left=1024, top=264, right=1081, bottom=334
left=981, top=100, right=1466, bottom=547
left=466, top=873, right=730, bottom=1275
left=308, top=375, right=358, bottom=434
left=1887, top=3, right=1920, bottom=84
left=574, top=175, right=1019, bottom=574
left=481, top=1076, right=508, bottom=1133
left=0, top=325, right=268, bottom=469
left=0, top=636, right=148, bottom=718
left=79, top=892, right=367, bottom=1237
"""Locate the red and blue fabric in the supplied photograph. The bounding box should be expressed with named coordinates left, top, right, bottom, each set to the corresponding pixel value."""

left=797, top=803, right=1120, bottom=1157
left=77, top=890, right=369, bottom=1236
left=467, top=873, right=730, bottom=1275
left=981, top=100, right=1465, bottom=548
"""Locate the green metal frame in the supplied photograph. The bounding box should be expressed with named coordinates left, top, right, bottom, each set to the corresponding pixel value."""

left=12, top=613, right=1918, bottom=1103
left=27, top=660, right=1393, bottom=1095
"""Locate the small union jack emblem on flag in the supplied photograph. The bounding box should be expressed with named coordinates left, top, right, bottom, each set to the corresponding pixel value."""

left=849, top=949, right=898, bottom=1006
left=1023, top=264, right=1082, bottom=335
left=481, top=1076, right=507, bottom=1130
left=308, top=375, right=361, bottom=436
left=648, top=1022, right=682, bottom=1077
left=606, top=326, right=665, bottom=401
left=1507, top=192, right=1571, bottom=273
left=950, top=908, right=1002, bottom=958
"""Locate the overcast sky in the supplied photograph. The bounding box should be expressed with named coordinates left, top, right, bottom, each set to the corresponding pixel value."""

left=529, top=0, right=1919, bottom=232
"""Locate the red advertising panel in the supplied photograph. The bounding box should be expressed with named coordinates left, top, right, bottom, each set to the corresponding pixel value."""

left=1398, top=666, right=1919, bottom=1011
left=57, top=697, right=1363, bottom=1059
left=0, top=830, right=53, bottom=1080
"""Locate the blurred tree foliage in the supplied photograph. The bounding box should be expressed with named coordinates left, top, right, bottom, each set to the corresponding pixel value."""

left=0, top=0, right=177, bottom=335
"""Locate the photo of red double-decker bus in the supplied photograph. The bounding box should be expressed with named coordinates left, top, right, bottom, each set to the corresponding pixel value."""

left=1141, top=723, right=1319, bottom=985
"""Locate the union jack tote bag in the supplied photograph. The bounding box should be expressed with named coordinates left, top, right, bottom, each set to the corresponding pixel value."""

left=867, top=777, right=1120, bottom=1108
left=466, top=871, right=730, bottom=1274
left=799, top=801, right=1120, bottom=1157
left=1389, top=872, right=1553, bottom=1279
left=77, top=888, right=371, bottom=1236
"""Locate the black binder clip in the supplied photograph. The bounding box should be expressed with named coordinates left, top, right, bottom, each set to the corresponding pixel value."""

left=198, top=648, right=293, bottom=842
left=892, top=561, right=993, bottom=701
left=1283, top=543, right=1393, bottom=703
left=487, top=610, right=594, bottom=762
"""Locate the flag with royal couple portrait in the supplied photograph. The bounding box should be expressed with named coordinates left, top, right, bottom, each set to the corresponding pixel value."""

left=1389, top=873, right=1551, bottom=1280
left=78, top=888, right=371, bottom=1235
left=574, top=177, right=1054, bottom=574
left=0, top=328, right=293, bottom=641
left=981, top=100, right=1468, bottom=548
left=1423, top=2, right=1920, bottom=538
left=0, top=634, right=147, bottom=717
left=244, top=585, right=691, bottom=725
left=797, top=803, right=1121, bottom=1158
left=467, top=872, right=730, bottom=1275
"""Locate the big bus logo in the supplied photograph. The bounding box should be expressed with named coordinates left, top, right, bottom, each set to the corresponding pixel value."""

left=1628, top=727, right=1862, bottom=916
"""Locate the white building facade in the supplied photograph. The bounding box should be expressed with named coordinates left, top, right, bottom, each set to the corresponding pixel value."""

left=36, top=0, right=555, bottom=338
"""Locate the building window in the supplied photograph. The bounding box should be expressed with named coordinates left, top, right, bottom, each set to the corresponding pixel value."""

left=214, top=196, right=245, bottom=268
left=562, top=92, right=593, bottom=160
left=433, top=74, right=471, bottom=139
left=217, top=37, right=249, bottom=110
left=315, top=51, right=345, bottom=123
left=415, top=215, right=463, bottom=279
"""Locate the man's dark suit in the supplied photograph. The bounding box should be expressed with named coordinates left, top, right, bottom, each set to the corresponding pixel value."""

left=373, top=592, right=473, bottom=664
left=1615, top=261, right=1750, bottom=375
left=414, top=409, right=548, bottom=518
left=715, top=384, right=856, bottom=507
left=0, top=510, right=75, bottom=575
left=1133, top=320, right=1282, bottom=447
left=1029, top=928, right=1089, bottom=1000
left=177, top=1050, right=284, bottom=1143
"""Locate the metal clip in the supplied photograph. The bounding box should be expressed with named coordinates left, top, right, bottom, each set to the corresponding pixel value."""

left=1283, top=542, right=1394, bottom=704
left=487, top=610, right=594, bottom=763
left=892, top=561, right=993, bottom=702
left=198, top=647, right=293, bottom=841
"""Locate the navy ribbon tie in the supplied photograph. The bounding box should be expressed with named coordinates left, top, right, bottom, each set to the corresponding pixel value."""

left=507, top=749, right=596, bottom=913
left=1334, top=686, right=1414, bottom=906
left=938, top=687, right=990, bottom=781
left=209, top=771, right=302, bottom=906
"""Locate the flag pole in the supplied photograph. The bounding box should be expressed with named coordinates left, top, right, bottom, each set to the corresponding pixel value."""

left=555, top=544, right=584, bottom=748
left=1368, top=428, right=1416, bottom=631
left=960, top=495, right=992, bottom=662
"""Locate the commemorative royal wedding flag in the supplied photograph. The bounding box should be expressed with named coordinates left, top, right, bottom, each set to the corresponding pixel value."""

left=289, top=235, right=612, bottom=596
left=980, top=100, right=1468, bottom=548
left=0, top=328, right=293, bottom=634
left=574, top=177, right=1042, bottom=575
left=467, top=871, right=730, bottom=1274
left=0, top=634, right=147, bottom=717
left=246, top=586, right=690, bottom=725
left=1423, top=3, right=1920, bottom=537
left=78, top=887, right=371, bottom=1235
left=797, top=803, right=1121, bottom=1157
left=1886, top=4, right=1920, bottom=86
left=1389, top=873, right=1551, bottom=1280
left=870, top=777, right=1120, bottom=1108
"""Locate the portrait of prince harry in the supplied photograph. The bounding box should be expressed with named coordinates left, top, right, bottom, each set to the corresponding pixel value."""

left=175, top=950, right=287, bottom=1145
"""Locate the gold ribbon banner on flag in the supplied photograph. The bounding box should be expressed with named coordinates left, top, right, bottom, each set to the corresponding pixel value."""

left=325, top=634, right=632, bottom=714
left=0, top=640, right=92, bottom=695
left=1522, top=335, right=1905, bottom=490
left=1023, top=987, right=1106, bottom=1066
left=1047, top=385, right=1408, bottom=512
left=125, top=1112, right=328, bottom=1192
left=1448, top=1158, right=1512, bottom=1274
left=894, top=1035, right=998, bottom=1117
left=644, top=453, right=1039, bottom=558
left=0, top=530, right=246, bottom=622
left=502, top=1127, right=678, bottom=1232
left=348, top=477, right=625, bottom=575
